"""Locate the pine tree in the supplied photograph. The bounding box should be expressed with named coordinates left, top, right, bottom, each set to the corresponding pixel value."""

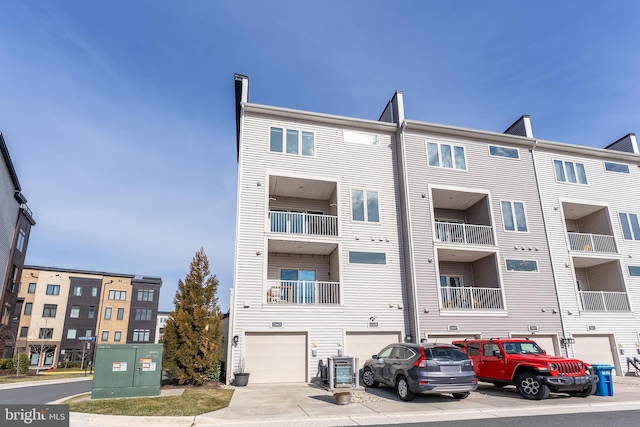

left=162, top=247, right=224, bottom=385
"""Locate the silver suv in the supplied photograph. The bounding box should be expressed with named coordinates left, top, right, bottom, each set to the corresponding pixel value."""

left=361, top=343, right=478, bottom=401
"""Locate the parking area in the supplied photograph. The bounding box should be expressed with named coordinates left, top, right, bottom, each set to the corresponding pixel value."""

left=195, top=376, right=640, bottom=426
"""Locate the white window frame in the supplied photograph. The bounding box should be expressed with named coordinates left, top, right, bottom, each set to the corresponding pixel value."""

left=505, top=259, right=539, bottom=273
left=488, top=145, right=520, bottom=160
left=603, top=161, right=630, bottom=174
left=348, top=251, right=387, bottom=265
left=73, top=286, right=82, bottom=296
left=66, top=329, right=77, bottom=339
left=269, top=126, right=315, bottom=157
left=627, top=265, right=640, bottom=277
left=426, top=141, right=467, bottom=171
left=553, top=159, right=588, bottom=185
left=619, top=212, right=640, bottom=241
left=350, top=189, right=380, bottom=223
left=500, top=200, right=529, bottom=233
left=70, top=305, right=80, bottom=318
left=16, top=229, right=26, bottom=252
left=343, top=130, right=379, bottom=145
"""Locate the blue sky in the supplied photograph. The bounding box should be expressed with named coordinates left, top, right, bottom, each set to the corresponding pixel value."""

left=1, top=1, right=639, bottom=313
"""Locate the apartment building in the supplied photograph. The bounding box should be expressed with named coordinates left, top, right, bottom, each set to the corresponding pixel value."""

left=229, top=75, right=407, bottom=383
left=14, top=266, right=161, bottom=368
left=0, top=133, right=35, bottom=358
left=231, top=75, right=640, bottom=382
left=155, top=311, right=170, bottom=343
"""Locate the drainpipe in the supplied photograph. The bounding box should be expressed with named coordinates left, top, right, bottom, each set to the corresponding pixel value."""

left=530, top=141, right=569, bottom=356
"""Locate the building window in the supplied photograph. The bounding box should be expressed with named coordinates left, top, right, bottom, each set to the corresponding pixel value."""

left=619, top=212, right=640, bottom=241
left=39, top=328, right=53, bottom=339
left=489, top=145, right=519, bottom=159
left=628, top=266, right=640, bottom=277
left=553, top=159, right=587, bottom=184
left=28, top=282, right=36, bottom=293
left=269, top=127, right=314, bottom=156
left=604, top=162, right=629, bottom=174
left=137, top=289, right=155, bottom=301
left=8, top=266, right=19, bottom=293
left=16, top=229, right=26, bottom=252
left=501, top=201, right=528, bottom=232
left=42, top=304, right=57, bottom=318
left=73, top=286, right=82, bottom=296
left=506, top=259, right=538, bottom=272
left=88, top=306, right=95, bottom=319
left=46, top=285, right=60, bottom=295
left=135, top=309, right=153, bottom=321
left=133, top=329, right=150, bottom=342
left=85, top=329, right=92, bottom=337
left=1, top=303, right=10, bottom=325
left=70, top=305, right=80, bottom=318
left=67, top=329, right=77, bottom=339
left=108, top=290, right=126, bottom=300
left=102, top=331, right=109, bottom=341
left=117, top=307, right=124, bottom=320
left=91, top=287, right=98, bottom=297
left=426, top=142, right=467, bottom=170
left=348, top=251, right=387, bottom=265
left=104, top=307, right=112, bottom=320
left=19, top=327, right=28, bottom=338
left=344, top=130, right=379, bottom=145
left=351, top=190, right=379, bottom=222
left=114, top=331, right=122, bottom=342
left=24, top=302, right=32, bottom=315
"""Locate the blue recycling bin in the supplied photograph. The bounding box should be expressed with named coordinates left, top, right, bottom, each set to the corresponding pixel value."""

left=591, top=364, right=615, bottom=396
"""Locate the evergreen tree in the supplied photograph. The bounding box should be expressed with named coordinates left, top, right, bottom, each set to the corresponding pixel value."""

left=162, top=247, right=224, bottom=385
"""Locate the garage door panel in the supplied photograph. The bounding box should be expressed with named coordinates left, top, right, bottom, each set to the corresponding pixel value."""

left=573, top=335, right=615, bottom=366
left=346, top=332, right=401, bottom=368
left=245, top=333, right=306, bottom=383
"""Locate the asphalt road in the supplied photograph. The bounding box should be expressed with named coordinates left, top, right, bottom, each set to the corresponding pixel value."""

left=364, top=409, right=640, bottom=426
left=0, top=379, right=92, bottom=404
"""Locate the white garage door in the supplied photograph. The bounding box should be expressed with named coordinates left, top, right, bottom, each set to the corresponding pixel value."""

left=512, top=335, right=558, bottom=356
left=244, top=332, right=307, bottom=383
left=573, top=335, right=616, bottom=367
left=426, top=335, right=475, bottom=345
left=345, top=332, right=401, bottom=368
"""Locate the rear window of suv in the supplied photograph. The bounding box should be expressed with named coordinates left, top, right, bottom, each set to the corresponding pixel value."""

left=425, top=347, right=469, bottom=361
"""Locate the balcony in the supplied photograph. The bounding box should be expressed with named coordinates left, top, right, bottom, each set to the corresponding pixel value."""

left=266, top=280, right=340, bottom=305
left=579, top=291, right=630, bottom=312
left=435, top=222, right=494, bottom=246
left=568, top=232, right=617, bottom=254
left=440, top=286, right=503, bottom=310
left=269, top=211, right=338, bottom=237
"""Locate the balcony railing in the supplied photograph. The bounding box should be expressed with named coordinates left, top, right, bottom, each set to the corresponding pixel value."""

left=435, top=222, right=494, bottom=246
left=440, top=286, right=503, bottom=310
left=269, top=211, right=338, bottom=237
left=568, top=232, right=617, bottom=254
left=266, top=280, right=340, bottom=305
left=580, top=291, right=630, bottom=312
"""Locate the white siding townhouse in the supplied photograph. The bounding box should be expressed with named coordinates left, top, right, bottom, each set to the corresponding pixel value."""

left=229, top=75, right=640, bottom=382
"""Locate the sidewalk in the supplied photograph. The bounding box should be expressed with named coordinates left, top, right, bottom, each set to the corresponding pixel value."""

left=67, top=375, right=640, bottom=426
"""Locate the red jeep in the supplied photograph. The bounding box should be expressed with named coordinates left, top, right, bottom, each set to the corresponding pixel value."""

left=453, top=338, right=598, bottom=400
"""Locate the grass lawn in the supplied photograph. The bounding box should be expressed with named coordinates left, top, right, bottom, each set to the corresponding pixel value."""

left=66, top=388, right=234, bottom=417
left=0, top=371, right=89, bottom=384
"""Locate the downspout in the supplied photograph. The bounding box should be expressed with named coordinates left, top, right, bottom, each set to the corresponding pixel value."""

left=530, top=141, right=569, bottom=356
left=398, top=119, right=421, bottom=342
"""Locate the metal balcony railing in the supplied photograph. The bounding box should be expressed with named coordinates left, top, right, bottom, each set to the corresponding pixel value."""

left=435, top=222, right=494, bottom=246
left=579, top=291, right=630, bottom=312
left=266, top=280, right=340, bottom=305
left=568, top=232, right=617, bottom=254
left=269, top=211, right=338, bottom=236
left=440, top=286, right=503, bottom=310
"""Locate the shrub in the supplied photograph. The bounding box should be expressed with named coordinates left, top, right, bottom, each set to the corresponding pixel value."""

left=0, top=358, right=10, bottom=369
left=205, top=361, right=222, bottom=383
left=6, top=354, right=29, bottom=374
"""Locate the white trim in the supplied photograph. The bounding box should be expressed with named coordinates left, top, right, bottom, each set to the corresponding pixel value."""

left=552, top=158, right=589, bottom=186
left=603, top=161, right=630, bottom=174
left=267, top=125, right=316, bottom=158
left=425, top=140, right=468, bottom=172
left=349, top=187, right=381, bottom=224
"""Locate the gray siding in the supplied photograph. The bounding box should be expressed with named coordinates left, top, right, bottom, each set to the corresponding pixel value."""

left=472, top=255, right=499, bottom=288
left=434, top=208, right=465, bottom=222
left=576, top=209, right=612, bottom=235
left=267, top=253, right=330, bottom=281
left=467, top=199, right=491, bottom=226
left=0, top=161, right=19, bottom=295
left=439, top=262, right=473, bottom=286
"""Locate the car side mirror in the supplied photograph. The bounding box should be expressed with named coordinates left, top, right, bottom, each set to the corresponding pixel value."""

left=493, top=350, right=503, bottom=358
left=372, top=355, right=379, bottom=360
left=542, top=350, right=547, bottom=355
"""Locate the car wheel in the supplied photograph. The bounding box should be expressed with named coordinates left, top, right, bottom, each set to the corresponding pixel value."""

left=569, top=383, right=596, bottom=397
left=515, top=373, right=550, bottom=400
left=396, top=375, right=415, bottom=401
left=452, top=392, right=470, bottom=399
left=361, top=368, right=379, bottom=388
left=492, top=382, right=507, bottom=388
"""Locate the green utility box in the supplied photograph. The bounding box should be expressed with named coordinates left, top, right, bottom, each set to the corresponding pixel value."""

left=91, top=344, right=163, bottom=399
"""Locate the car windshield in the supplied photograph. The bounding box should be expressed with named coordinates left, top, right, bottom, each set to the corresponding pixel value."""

left=503, top=342, right=544, bottom=355
left=425, top=347, right=469, bottom=361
